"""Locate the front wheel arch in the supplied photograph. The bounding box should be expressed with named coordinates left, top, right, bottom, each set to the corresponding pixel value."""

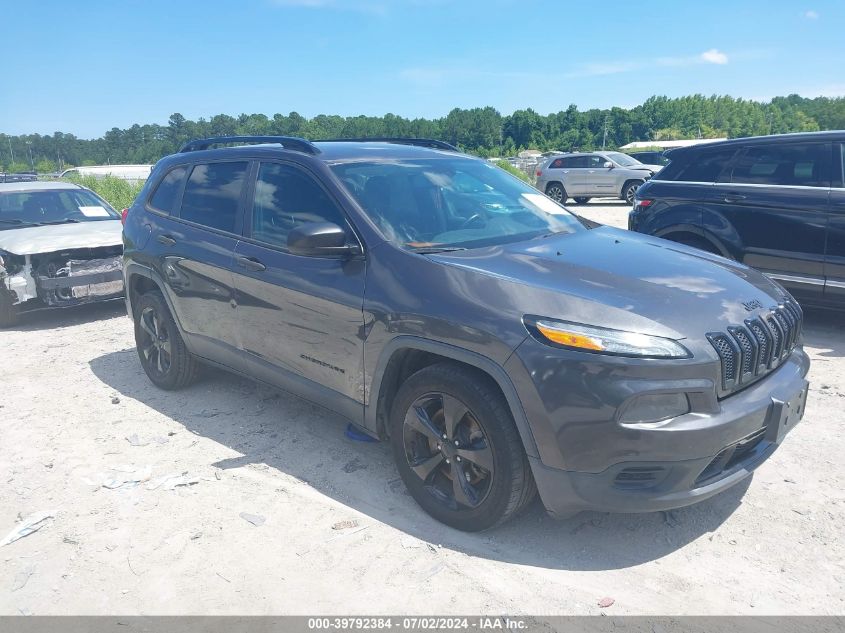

left=366, top=337, right=540, bottom=461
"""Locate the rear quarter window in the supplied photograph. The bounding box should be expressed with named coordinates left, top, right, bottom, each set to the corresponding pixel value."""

left=657, top=148, right=737, bottom=182
left=148, top=166, right=187, bottom=214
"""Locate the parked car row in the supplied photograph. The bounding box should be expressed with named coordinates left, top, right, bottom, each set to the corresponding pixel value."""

left=630, top=130, right=845, bottom=310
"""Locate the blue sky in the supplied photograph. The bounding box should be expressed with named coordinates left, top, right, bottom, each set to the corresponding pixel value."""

left=1, top=0, right=842, bottom=138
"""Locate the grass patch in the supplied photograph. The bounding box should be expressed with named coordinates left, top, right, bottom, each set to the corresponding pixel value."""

left=60, top=174, right=144, bottom=210
left=495, top=159, right=533, bottom=184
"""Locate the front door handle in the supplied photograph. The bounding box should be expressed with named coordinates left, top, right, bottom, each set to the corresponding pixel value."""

left=723, top=194, right=747, bottom=203
left=156, top=234, right=176, bottom=246
left=236, top=256, right=267, bottom=272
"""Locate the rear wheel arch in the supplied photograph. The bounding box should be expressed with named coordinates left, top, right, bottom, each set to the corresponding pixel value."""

left=658, top=229, right=732, bottom=258
left=367, top=337, right=539, bottom=460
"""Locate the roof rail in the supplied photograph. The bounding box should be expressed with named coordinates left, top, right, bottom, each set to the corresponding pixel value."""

left=178, top=136, right=320, bottom=155
left=319, top=137, right=460, bottom=152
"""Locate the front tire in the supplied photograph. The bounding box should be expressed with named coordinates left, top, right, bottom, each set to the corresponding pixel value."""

left=133, top=290, right=199, bottom=390
left=573, top=197, right=590, bottom=205
left=389, top=363, right=536, bottom=531
left=622, top=181, right=642, bottom=204
left=0, top=289, right=17, bottom=328
left=545, top=183, right=567, bottom=203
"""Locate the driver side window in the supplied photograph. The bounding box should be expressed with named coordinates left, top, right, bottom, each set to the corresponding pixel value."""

left=252, top=163, right=347, bottom=249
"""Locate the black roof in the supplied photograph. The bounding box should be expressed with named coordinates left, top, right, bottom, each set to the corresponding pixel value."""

left=668, top=130, right=845, bottom=156
left=174, top=136, right=461, bottom=163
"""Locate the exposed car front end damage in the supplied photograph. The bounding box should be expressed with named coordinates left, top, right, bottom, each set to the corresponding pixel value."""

left=3, top=246, right=123, bottom=308
left=0, top=181, right=126, bottom=326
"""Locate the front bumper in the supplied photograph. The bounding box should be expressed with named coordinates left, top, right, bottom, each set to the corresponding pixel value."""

left=506, top=339, right=810, bottom=516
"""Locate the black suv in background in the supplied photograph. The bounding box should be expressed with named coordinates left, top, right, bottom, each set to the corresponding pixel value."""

left=123, top=136, right=810, bottom=531
left=630, top=131, right=845, bottom=308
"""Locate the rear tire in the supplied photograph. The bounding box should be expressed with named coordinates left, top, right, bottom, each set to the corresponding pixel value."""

left=0, top=290, right=17, bottom=328
left=389, top=362, right=536, bottom=531
left=573, top=197, right=590, bottom=205
left=133, top=290, right=199, bottom=390
left=545, top=183, right=567, bottom=203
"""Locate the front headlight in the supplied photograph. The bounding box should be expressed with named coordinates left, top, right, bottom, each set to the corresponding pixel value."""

left=525, top=316, right=691, bottom=359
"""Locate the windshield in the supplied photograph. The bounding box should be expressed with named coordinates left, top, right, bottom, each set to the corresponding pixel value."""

left=607, top=152, right=642, bottom=167
left=331, top=157, right=584, bottom=250
left=0, top=188, right=119, bottom=230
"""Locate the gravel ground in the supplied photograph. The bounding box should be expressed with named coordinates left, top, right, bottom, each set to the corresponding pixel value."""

left=1, top=201, right=843, bottom=617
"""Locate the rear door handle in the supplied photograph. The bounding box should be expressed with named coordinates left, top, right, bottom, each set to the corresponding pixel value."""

left=156, top=234, right=176, bottom=246
left=723, top=194, right=747, bottom=203
left=236, top=255, right=267, bottom=272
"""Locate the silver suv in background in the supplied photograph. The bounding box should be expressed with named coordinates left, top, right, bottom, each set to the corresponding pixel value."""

left=536, top=151, right=663, bottom=205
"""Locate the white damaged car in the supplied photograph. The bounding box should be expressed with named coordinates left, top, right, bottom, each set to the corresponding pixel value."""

left=0, top=181, right=124, bottom=327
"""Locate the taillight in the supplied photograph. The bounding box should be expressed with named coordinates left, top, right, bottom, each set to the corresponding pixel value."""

left=536, top=170, right=542, bottom=177
left=634, top=199, right=653, bottom=208
left=121, top=208, right=129, bottom=225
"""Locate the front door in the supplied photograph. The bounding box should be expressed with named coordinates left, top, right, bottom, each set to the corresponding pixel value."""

left=583, top=155, right=617, bottom=196
left=232, top=161, right=366, bottom=419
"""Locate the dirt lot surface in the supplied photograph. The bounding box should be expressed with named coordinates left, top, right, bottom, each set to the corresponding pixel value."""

left=1, top=200, right=843, bottom=617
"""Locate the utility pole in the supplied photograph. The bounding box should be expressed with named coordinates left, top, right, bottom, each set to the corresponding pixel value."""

left=26, top=142, right=34, bottom=171
left=8, top=137, right=14, bottom=164
left=602, top=116, right=610, bottom=150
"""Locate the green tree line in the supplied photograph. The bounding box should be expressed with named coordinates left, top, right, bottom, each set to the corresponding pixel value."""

left=2, top=93, right=843, bottom=172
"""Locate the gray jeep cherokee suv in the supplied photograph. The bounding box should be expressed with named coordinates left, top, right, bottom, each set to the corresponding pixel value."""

left=536, top=151, right=662, bottom=205
left=123, top=136, right=810, bottom=531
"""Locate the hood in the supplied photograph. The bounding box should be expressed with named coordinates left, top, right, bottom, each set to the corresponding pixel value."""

left=627, top=163, right=662, bottom=173
left=430, top=226, right=785, bottom=340
left=0, top=220, right=123, bottom=256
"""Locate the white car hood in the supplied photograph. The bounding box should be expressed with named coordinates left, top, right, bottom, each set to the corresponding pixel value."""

left=0, top=221, right=123, bottom=256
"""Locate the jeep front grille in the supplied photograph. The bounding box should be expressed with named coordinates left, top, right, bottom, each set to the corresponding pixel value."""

left=707, top=300, right=803, bottom=394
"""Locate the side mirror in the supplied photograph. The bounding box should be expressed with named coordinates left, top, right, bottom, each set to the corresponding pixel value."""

left=603, top=161, right=614, bottom=169
left=287, top=222, right=362, bottom=258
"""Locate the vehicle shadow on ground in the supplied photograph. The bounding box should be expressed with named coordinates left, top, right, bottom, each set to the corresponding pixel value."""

left=9, top=300, right=126, bottom=332
left=89, top=349, right=756, bottom=572
left=801, top=308, right=845, bottom=360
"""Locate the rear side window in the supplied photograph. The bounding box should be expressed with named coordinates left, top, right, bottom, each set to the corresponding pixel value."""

left=148, top=166, right=186, bottom=214
left=549, top=158, right=565, bottom=169
left=251, top=162, right=347, bottom=249
left=663, top=149, right=737, bottom=182
left=179, top=162, right=248, bottom=233
left=728, top=143, right=830, bottom=187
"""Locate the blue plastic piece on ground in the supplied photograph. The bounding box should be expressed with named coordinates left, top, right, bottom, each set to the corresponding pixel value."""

left=345, top=423, right=379, bottom=442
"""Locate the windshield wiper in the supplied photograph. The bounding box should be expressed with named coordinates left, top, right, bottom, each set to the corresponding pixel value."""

left=411, top=246, right=467, bottom=254
left=39, top=219, right=81, bottom=225
left=0, top=219, right=42, bottom=227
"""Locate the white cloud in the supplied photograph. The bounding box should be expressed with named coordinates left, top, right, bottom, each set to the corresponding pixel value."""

left=804, top=9, right=819, bottom=19
left=700, top=48, right=729, bottom=65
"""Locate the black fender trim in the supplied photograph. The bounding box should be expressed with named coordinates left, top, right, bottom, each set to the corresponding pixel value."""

left=123, top=261, right=187, bottom=334
left=654, top=224, right=732, bottom=258
left=365, top=336, right=539, bottom=459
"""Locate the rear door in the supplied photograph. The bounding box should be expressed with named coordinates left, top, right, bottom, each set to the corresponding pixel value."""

left=158, top=160, right=247, bottom=363
left=711, top=141, right=830, bottom=303
left=826, top=142, right=845, bottom=304
left=232, top=161, right=366, bottom=419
